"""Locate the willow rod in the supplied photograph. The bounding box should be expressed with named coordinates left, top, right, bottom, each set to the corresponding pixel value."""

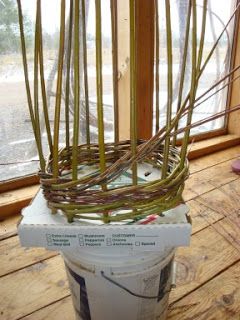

left=180, top=0, right=207, bottom=166
left=129, top=0, right=137, bottom=185
left=180, top=66, right=240, bottom=118
left=34, top=0, right=45, bottom=171
left=72, top=0, right=80, bottom=180
left=95, top=0, right=106, bottom=175
left=180, top=0, right=198, bottom=164
left=82, top=0, right=91, bottom=146
left=16, top=0, right=45, bottom=172
left=65, top=0, right=73, bottom=152
left=42, top=1, right=240, bottom=191
left=197, top=1, right=240, bottom=84
left=49, top=57, right=240, bottom=194
left=196, top=0, right=208, bottom=73
left=161, top=0, right=173, bottom=179
left=38, top=0, right=53, bottom=154
left=155, top=0, right=160, bottom=133
left=172, top=1, right=240, bottom=143
left=172, top=1, right=192, bottom=147
left=52, top=0, right=65, bottom=178
left=110, top=0, right=119, bottom=144
left=174, top=103, right=240, bottom=137
left=194, top=73, right=240, bottom=110
left=95, top=0, right=109, bottom=222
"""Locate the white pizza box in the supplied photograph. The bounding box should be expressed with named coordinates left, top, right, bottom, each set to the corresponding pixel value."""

left=18, top=189, right=191, bottom=253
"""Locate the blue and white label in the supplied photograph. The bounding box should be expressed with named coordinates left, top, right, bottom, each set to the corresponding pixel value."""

left=65, top=263, right=91, bottom=320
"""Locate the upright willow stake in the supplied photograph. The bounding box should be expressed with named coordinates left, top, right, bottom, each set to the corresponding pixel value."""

left=17, top=0, right=45, bottom=172
left=38, top=0, right=53, bottom=154
left=110, top=0, right=119, bottom=144
left=96, top=0, right=108, bottom=222
left=196, top=0, right=208, bottom=74
left=155, top=0, right=160, bottom=133
left=172, top=1, right=192, bottom=147
left=52, top=0, right=65, bottom=178
left=72, top=0, right=80, bottom=180
left=95, top=0, right=106, bottom=174
left=65, top=0, right=73, bottom=152
left=180, top=0, right=207, bottom=166
left=82, top=0, right=91, bottom=146
left=161, top=0, right=173, bottom=179
left=129, top=0, right=137, bottom=185
left=34, top=0, right=45, bottom=171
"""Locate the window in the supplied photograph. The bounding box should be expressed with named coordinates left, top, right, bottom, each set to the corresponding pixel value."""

left=0, top=0, right=114, bottom=182
left=0, top=0, right=238, bottom=184
left=153, top=0, right=236, bottom=136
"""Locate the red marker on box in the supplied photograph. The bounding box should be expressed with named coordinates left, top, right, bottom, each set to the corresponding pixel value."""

left=138, top=215, right=158, bottom=225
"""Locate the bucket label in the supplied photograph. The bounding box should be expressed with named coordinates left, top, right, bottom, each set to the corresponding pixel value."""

left=137, top=273, right=159, bottom=320
left=65, top=264, right=91, bottom=320
left=157, top=258, right=173, bottom=302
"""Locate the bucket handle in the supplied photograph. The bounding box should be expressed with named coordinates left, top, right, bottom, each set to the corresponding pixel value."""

left=101, top=270, right=176, bottom=300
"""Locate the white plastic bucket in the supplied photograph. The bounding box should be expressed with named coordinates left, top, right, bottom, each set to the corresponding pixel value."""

left=62, top=248, right=175, bottom=320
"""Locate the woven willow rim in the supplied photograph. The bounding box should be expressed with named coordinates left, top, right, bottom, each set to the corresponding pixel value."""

left=39, top=140, right=189, bottom=223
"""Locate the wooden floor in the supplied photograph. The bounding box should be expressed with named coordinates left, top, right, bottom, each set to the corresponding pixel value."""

left=0, top=146, right=240, bottom=320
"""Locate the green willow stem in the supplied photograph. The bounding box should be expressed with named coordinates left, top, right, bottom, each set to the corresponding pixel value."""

left=17, top=0, right=35, bottom=132
left=175, top=103, right=240, bottom=137
left=172, top=1, right=192, bottom=147
left=196, top=0, right=208, bottom=73
left=161, top=0, right=173, bottom=179
left=194, top=73, right=240, bottom=110
left=155, top=0, right=160, bottom=133
left=17, top=0, right=37, bottom=165
left=173, top=1, right=239, bottom=148
left=82, top=0, right=91, bottom=146
left=38, top=0, right=53, bottom=154
left=129, top=0, right=137, bottom=185
left=17, top=0, right=45, bottom=172
left=198, top=2, right=240, bottom=84
left=180, top=0, right=197, bottom=163
left=95, top=0, right=106, bottom=173
left=53, top=0, right=65, bottom=178
left=95, top=0, right=109, bottom=222
left=72, top=0, right=80, bottom=180
left=110, top=0, right=119, bottom=143
left=65, top=0, right=73, bottom=152
left=34, top=0, right=45, bottom=171
left=17, top=0, right=240, bottom=224
left=180, top=0, right=207, bottom=166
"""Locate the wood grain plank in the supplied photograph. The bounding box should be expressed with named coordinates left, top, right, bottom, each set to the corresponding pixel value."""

left=0, top=215, right=19, bottom=240
left=198, top=179, right=240, bottom=217
left=1, top=219, right=238, bottom=320
left=0, top=236, right=58, bottom=277
left=20, top=296, right=74, bottom=320
left=188, top=135, right=240, bottom=160
left=168, top=262, right=240, bottom=320
left=1, top=148, right=240, bottom=320
left=20, top=261, right=240, bottom=320
left=170, top=219, right=240, bottom=303
left=0, top=255, right=69, bottom=320
left=189, top=145, right=240, bottom=174
left=183, top=160, right=239, bottom=201
left=0, top=185, right=39, bottom=219
left=187, top=199, right=224, bottom=235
